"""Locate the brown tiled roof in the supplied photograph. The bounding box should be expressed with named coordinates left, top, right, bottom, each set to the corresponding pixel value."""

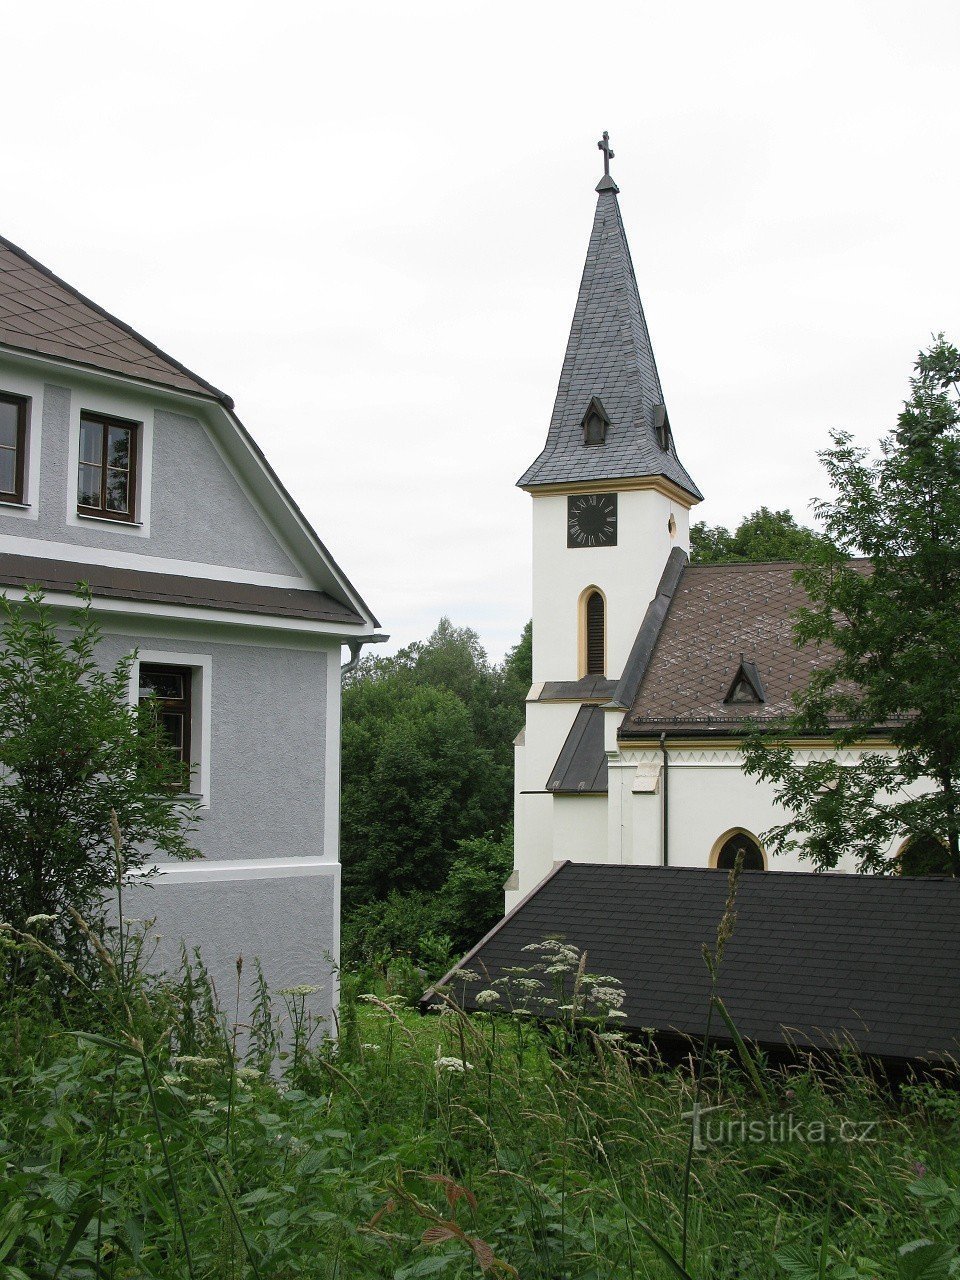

left=620, top=560, right=870, bottom=737
left=0, top=235, right=227, bottom=402
left=0, top=553, right=365, bottom=627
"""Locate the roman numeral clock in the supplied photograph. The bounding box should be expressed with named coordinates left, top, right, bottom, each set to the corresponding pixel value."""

left=567, top=493, right=618, bottom=548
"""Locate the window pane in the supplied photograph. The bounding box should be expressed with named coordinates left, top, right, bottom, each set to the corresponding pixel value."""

left=0, top=401, right=18, bottom=449
left=78, top=463, right=102, bottom=507
left=0, top=447, right=15, bottom=494
left=79, top=419, right=103, bottom=464
left=105, top=467, right=130, bottom=512
left=159, top=712, right=185, bottom=755
left=107, top=425, right=131, bottom=469
left=140, top=670, right=185, bottom=700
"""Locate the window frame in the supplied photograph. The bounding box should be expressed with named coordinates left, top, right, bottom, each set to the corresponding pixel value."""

left=0, top=391, right=28, bottom=505
left=139, top=663, right=194, bottom=783
left=130, top=653, right=212, bottom=806
left=77, top=410, right=140, bottom=523
left=709, top=828, right=767, bottom=871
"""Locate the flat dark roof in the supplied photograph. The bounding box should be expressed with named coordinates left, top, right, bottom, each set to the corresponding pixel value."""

left=424, top=863, right=960, bottom=1065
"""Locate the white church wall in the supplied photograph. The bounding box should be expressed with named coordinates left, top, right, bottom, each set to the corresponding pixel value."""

left=531, top=489, right=690, bottom=682
left=553, top=796, right=608, bottom=864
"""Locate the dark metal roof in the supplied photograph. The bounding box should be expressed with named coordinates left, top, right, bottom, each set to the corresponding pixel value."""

left=546, top=705, right=608, bottom=794
left=425, top=863, right=960, bottom=1065
left=0, top=234, right=229, bottom=403
left=0, top=553, right=365, bottom=626
left=517, top=188, right=701, bottom=499
left=608, top=547, right=688, bottom=710
left=537, top=675, right=618, bottom=702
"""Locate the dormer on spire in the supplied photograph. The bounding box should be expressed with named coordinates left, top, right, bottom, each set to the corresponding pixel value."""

left=517, top=137, right=701, bottom=501
left=581, top=396, right=610, bottom=446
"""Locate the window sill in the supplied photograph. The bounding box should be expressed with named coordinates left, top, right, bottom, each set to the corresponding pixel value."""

left=76, top=511, right=143, bottom=529
left=0, top=500, right=30, bottom=510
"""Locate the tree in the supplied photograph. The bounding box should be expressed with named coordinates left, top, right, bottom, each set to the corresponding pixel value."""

left=691, top=507, right=828, bottom=564
left=340, top=617, right=529, bottom=918
left=0, top=590, right=198, bottom=967
left=742, top=337, right=960, bottom=876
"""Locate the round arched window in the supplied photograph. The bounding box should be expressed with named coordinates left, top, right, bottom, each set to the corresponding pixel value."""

left=715, top=832, right=765, bottom=872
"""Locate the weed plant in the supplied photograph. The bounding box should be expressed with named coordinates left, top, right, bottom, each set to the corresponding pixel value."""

left=0, top=903, right=957, bottom=1277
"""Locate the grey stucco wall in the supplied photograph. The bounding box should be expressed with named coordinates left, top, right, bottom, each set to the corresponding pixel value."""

left=93, top=627, right=331, bottom=862
left=120, top=866, right=338, bottom=1040
left=0, top=380, right=297, bottom=576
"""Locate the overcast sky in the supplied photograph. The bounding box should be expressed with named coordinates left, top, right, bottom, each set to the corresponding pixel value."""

left=4, top=1, right=959, bottom=660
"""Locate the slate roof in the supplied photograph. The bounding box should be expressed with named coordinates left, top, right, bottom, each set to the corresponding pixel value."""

left=620, top=559, right=879, bottom=738
left=537, top=675, right=618, bottom=702
left=0, top=553, right=365, bottom=626
left=424, top=863, right=960, bottom=1065
left=546, top=705, right=608, bottom=794
left=517, top=186, right=701, bottom=499
left=0, top=234, right=228, bottom=402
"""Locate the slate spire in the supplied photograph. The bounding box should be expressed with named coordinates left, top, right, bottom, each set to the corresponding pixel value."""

left=518, top=141, right=701, bottom=500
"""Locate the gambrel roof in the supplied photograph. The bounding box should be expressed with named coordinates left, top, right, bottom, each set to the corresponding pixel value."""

left=425, top=863, right=960, bottom=1066
left=517, top=184, right=701, bottom=499
left=0, top=233, right=381, bottom=630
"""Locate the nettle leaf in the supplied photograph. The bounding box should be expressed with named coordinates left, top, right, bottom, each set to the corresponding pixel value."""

left=897, top=1239, right=957, bottom=1280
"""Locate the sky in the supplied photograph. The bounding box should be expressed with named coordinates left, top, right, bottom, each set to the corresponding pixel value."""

left=3, top=1, right=959, bottom=661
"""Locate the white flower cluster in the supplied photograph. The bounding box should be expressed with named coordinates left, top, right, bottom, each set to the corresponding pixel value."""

left=435, top=1056, right=473, bottom=1074
left=475, top=989, right=501, bottom=1007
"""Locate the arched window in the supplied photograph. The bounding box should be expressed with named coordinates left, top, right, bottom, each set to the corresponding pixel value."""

left=585, top=590, right=605, bottom=675
left=897, top=834, right=951, bottom=876
left=712, top=830, right=766, bottom=872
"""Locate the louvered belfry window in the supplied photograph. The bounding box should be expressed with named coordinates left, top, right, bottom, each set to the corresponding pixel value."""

left=585, top=591, right=605, bottom=675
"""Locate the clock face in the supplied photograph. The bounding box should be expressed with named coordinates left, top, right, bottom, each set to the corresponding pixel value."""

left=567, top=493, right=618, bottom=548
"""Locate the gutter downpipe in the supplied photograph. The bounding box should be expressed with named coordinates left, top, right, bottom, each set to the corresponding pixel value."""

left=659, top=732, right=669, bottom=867
left=340, top=639, right=364, bottom=676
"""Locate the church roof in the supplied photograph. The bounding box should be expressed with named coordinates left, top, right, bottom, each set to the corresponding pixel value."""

left=546, top=705, right=608, bottom=794
left=517, top=182, right=701, bottom=500
left=0, top=234, right=229, bottom=402
left=424, top=862, right=960, bottom=1065
left=619, top=559, right=877, bottom=738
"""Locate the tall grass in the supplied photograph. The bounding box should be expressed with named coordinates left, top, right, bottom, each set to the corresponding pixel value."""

left=0, top=911, right=957, bottom=1277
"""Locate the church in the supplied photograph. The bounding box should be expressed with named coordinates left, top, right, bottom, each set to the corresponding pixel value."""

left=421, top=138, right=960, bottom=1069
left=507, top=135, right=897, bottom=911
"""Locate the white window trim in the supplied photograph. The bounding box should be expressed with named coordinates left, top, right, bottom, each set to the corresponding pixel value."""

left=0, top=369, right=43, bottom=520
left=130, top=650, right=212, bottom=807
left=68, top=387, right=154, bottom=537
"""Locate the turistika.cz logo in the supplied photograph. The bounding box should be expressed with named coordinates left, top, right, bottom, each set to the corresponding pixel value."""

left=682, top=1104, right=879, bottom=1151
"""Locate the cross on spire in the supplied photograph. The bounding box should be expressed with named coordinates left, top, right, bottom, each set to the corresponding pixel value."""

left=597, top=130, right=615, bottom=178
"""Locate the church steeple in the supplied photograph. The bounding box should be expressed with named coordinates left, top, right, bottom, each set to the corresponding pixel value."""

left=518, top=135, right=701, bottom=501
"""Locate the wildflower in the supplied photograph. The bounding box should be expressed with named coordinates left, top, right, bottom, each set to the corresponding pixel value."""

left=913, top=1162, right=927, bottom=1178
left=435, top=1056, right=473, bottom=1073
left=475, top=989, right=500, bottom=1007
left=278, top=984, right=320, bottom=996
left=588, top=985, right=625, bottom=1009
left=25, top=914, right=57, bottom=926
left=235, top=1066, right=261, bottom=1080
left=785, top=1088, right=796, bottom=1101
left=450, top=968, right=480, bottom=983
left=172, top=1055, right=219, bottom=1068
left=361, top=1043, right=381, bottom=1051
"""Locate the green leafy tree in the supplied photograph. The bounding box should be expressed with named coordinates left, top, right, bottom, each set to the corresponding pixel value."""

left=340, top=618, right=529, bottom=921
left=691, top=507, right=827, bottom=564
left=0, top=590, right=198, bottom=967
left=743, top=337, right=960, bottom=876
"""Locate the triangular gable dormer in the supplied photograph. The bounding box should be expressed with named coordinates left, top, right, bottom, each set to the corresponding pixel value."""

left=652, top=403, right=672, bottom=453
left=581, top=396, right=611, bottom=446
left=724, top=656, right=766, bottom=705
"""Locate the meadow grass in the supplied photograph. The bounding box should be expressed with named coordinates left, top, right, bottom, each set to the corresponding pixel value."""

left=0, top=927, right=958, bottom=1279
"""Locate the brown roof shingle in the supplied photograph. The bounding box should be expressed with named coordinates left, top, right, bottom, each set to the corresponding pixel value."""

left=0, top=235, right=227, bottom=402
left=620, top=560, right=863, bottom=737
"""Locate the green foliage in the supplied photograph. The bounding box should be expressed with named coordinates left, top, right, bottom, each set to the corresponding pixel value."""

left=340, top=618, right=528, bottom=915
left=691, top=506, right=828, bottom=565
left=341, top=831, right=513, bottom=980
left=1, top=919, right=957, bottom=1280
left=0, top=590, right=197, bottom=978
left=743, top=337, right=960, bottom=875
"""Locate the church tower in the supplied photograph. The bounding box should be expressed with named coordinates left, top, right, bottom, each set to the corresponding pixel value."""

left=509, top=134, right=702, bottom=906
